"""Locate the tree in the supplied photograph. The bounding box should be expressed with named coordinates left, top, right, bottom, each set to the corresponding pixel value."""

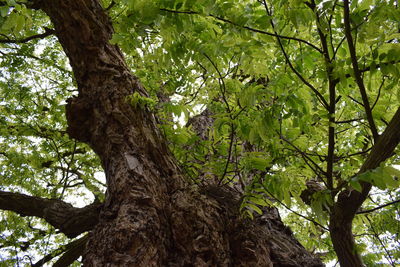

left=0, top=0, right=399, bottom=266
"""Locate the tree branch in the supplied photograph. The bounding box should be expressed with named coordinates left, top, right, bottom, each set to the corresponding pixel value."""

left=280, top=135, right=327, bottom=181
left=261, top=0, right=329, bottom=110
left=371, top=77, right=385, bottom=110
left=330, top=60, right=400, bottom=86
left=0, top=28, right=54, bottom=44
left=330, top=107, right=400, bottom=266
left=159, top=8, right=323, bottom=54
left=357, top=199, right=400, bottom=214
left=220, top=123, right=235, bottom=185
left=0, top=191, right=101, bottom=238
left=261, top=183, right=329, bottom=231
left=202, top=52, right=232, bottom=113
left=343, top=0, right=379, bottom=141
left=307, top=0, right=338, bottom=190
left=53, top=235, right=87, bottom=267
left=32, top=235, right=88, bottom=267
left=365, top=216, right=396, bottom=266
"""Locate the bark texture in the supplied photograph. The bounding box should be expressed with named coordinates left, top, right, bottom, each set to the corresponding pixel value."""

left=32, top=0, right=324, bottom=266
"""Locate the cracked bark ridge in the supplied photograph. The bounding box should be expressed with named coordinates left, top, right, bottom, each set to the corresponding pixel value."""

left=32, top=0, right=325, bottom=265
left=0, top=191, right=101, bottom=238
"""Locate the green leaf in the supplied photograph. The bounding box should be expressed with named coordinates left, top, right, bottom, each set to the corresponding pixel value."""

left=247, top=203, right=263, bottom=215
left=13, top=13, right=24, bottom=33
left=247, top=196, right=268, bottom=207
left=349, top=178, right=362, bottom=192
left=0, top=6, right=9, bottom=17
left=249, top=156, right=270, bottom=171
left=337, top=47, right=347, bottom=57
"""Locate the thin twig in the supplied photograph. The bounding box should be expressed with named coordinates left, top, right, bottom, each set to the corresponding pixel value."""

left=347, top=95, right=364, bottom=106
left=219, top=124, right=235, bottom=185
left=261, top=183, right=329, bottom=231
left=371, top=77, right=385, bottom=110
left=202, top=52, right=232, bottom=113
left=357, top=199, right=400, bottom=214
left=365, top=216, right=395, bottom=266
left=159, top=8, right=323, bottom=53
left=280, top=135, right=327, bottom=182
left=261, top=0, right=329, bottom=110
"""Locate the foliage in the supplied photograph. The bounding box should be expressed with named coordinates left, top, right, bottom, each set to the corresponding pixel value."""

left=0, top=0, right=399, bottom=265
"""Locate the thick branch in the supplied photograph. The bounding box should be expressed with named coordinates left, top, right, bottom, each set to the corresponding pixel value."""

left=0, top=191, right=101, bottom=238
left=358, top=107, right=400, bottom=174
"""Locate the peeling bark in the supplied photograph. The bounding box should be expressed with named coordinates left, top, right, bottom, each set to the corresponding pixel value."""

left=30, top=0, right=324, bottom=266
left=0, top=190, right=101, bottom=238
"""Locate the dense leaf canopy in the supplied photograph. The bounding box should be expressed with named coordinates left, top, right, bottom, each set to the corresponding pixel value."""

left=0, top=0, right=399, bottom=265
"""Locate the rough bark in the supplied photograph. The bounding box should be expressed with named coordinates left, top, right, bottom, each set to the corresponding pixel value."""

left=0, top=190, right=101, bottom=238
left=329, top=107, right=400, bottom=266
left=31, top=0, right=324, bottom=266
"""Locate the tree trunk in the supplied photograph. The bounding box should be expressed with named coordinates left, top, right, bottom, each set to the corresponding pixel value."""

left=329, top=108, right=400, bottom=266
left=33, top=0, right=324, bottom=266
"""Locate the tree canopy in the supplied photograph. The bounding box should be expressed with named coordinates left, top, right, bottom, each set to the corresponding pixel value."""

left=0, top=0, right=399, bottom=265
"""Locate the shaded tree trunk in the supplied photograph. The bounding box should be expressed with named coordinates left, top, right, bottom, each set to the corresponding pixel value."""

left=32, top=0, right=324, bottom=265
